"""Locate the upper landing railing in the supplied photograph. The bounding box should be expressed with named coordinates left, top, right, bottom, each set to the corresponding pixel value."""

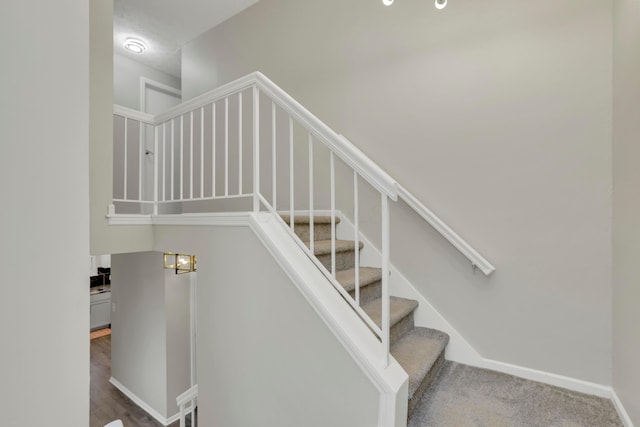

left=112, top=71, right=495, bottom=365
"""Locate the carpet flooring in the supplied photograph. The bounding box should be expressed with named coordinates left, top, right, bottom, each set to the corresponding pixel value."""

left=408, top=362, right=623, bottom=427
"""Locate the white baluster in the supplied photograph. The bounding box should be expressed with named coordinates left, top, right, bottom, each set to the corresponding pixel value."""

left=153, top=125, right=158, bottom=215
left=171, top=119, right=175, bottom=201
left=381, top=194, right=390, bottom=367
left=238, top=92, right=243, bottom=195
left=308, top=133, right=314, bottom=255
left=252, top=86, right=260, bottom=212
left=190, top=111, right=194, bottom=199
left=330, top=152, right=336, bottom=278
left=354, top=172, right=360, bottom=305
left=200, top=107, right=204, bottom=199
left=212, top=103, right=216, bottom=198
left=225, top=97, right=229, bottom=197
left=138, top=121, right=143, bottom=201
left=162, top=122, right=166, bottom=202
left=289, top=116, right=294, bottom=231
left=123, top=118, right=128, bottom=200
left=272, top=101, right=276, bottom=209
left=180, top=115, right=184, bottom=201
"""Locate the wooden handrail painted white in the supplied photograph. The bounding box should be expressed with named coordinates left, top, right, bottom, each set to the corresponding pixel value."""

left=113, top=104, right=155, bottom=125
left=252, top=72, right=399, bottom=201
left=112, top=71, right=495, bottom=276
left=398, top=185, right=495, bottom=276
left=176, top=384, right=198, bottom=406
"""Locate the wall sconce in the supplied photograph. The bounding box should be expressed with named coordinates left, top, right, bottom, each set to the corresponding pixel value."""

left=164, top=253, right=197, bottom=274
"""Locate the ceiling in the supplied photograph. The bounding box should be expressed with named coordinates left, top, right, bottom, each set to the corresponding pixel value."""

left=113, top=0, right=259, bottom=78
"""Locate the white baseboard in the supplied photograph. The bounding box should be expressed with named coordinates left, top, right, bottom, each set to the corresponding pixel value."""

left=480, top=359, right=611, bottom=397
left=331, top=209, right=636, bottom=426
left=481, top=359, right=635, bottom=427
left=611, top=389, right=635, bottom=427
left=109, top=377, right=180, bottom=426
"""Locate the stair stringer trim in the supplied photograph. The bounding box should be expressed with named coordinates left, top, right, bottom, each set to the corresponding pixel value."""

left=248, top=212, right=409, bottom=427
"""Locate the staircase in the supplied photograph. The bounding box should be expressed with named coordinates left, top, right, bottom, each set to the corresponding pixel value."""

left=113, top=71, right=495, bottom=426
left=283, top=214, right=450, bottom=417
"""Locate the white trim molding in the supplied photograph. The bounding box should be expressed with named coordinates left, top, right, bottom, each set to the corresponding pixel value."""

left=109, top=377, right=180, bottom=426
left=107, top=214, right=153, bottom=225
left=248, top=212, right=409, bottom=427
left=111, top=71, right=494, bottom=277
left=113, top=104, right=155, bottom=125
left=481, top=360, right=635, bottom=426
left=611, top=389, right=635, bottom=427
left=152, top=212, right=251, bottom=227
left=139, top=76, right=181, bottom=115
left=481, top=358, right=611, bottom=398
left=107, top=212, right=251, bottom=226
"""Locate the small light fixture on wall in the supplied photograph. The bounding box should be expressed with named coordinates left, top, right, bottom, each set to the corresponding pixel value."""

left=123, top=38, right=147, bottom=54
left=382, top=0, right=447, bottom=9
left=164, top=253, right=197, bottom=274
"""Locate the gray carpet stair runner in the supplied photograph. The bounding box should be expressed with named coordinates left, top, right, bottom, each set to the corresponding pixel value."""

left=282, top=215, right=450, bottom=417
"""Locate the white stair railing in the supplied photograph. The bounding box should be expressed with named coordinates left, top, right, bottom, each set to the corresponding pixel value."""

left=176, top=384, right=198, bottom=427
left=112, top=71, right=495, bottom=367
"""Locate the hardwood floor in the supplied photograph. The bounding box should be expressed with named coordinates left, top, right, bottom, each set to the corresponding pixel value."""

left=90, top=335, right=188, bottom=427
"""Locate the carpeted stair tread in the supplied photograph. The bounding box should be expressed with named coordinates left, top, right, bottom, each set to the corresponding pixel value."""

left=336, top=267, right=382, bottom=292
left=306, top=239, right=364, bottom=256
left=281, top=214, right=340, bottom=225
left=391, top=327, right=450, bottom=400
left=361, top=296, right=419, bottom=329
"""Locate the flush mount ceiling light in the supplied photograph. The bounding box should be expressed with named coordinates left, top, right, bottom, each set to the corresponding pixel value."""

left=382, top=0, right=447, bottom=8
left=123, top=38, right=147, bottom=54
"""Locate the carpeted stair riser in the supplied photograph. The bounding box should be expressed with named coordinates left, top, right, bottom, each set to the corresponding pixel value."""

left=390, top=312, right=416, bottom=347
left=407, top=351, right=445, bottom=415
left=348, top=279, right=381, bottom=307
left=281, top=215, right=339, bottom=242
left=336, top=267, right=383, bottom=306
left=363, top=297, right=419, bottom=347
left=313, top=246, right=361, bottom=271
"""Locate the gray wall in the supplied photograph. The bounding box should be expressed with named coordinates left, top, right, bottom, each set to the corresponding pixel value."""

left=111, top=251, right=192, bottom=418
left=0, top=0, right=89, bottom=425
left=111, top=252, right=168, bottom=416
left=90, top=0, right=154, bottom=255
left=613, top=0, right=640, bottom=423
left=114, top=53, right=181, bottom=111
left=181, top=0, right=613, bottom=385
left=153, top=225, right=380, bottom=427
left=165, top=269, right=192, bottom=415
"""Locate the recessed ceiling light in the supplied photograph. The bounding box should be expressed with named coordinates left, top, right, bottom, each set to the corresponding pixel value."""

left=123, top=38, right=146, bottom=54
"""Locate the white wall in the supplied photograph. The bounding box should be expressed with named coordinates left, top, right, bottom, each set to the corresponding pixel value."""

left=153, top=225, right=380, bottom=427
left=181, top=0, right=614, bottom=385
left=0, top=0, right=89, bottom=425
left=91, top=0, right=154, bottom=255
left=613, top=0, right=640, bottom=424
left=111, top=252, right=168, bottom=417
left=114, top=53, right=181, bottom=111
left=111, top=251, right=192, bottom=419
left=165, top=269, right=192, bottom=416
